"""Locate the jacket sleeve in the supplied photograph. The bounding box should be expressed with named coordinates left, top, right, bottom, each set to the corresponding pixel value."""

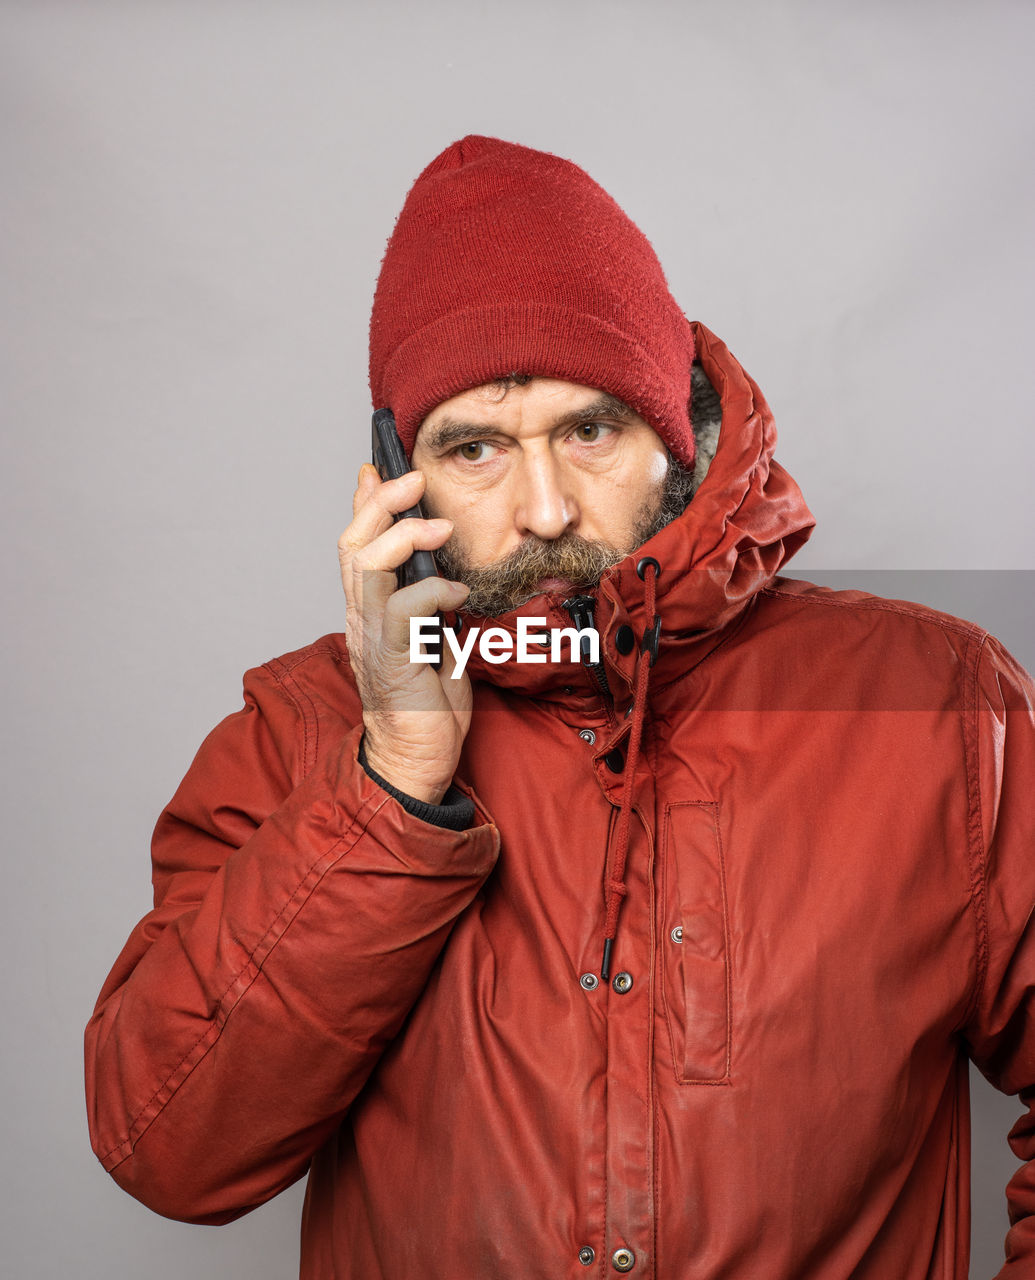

left=84, top=659, right=499, bottom=1224
left=962, top=635, right=1035, bottom=1275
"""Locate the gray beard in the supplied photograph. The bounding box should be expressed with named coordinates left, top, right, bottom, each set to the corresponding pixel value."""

left=433, top=454, right=695, bottom=617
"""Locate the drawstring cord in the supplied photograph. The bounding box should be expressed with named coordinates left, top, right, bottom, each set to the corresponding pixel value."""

left=601, top=558, right=660, bottom=980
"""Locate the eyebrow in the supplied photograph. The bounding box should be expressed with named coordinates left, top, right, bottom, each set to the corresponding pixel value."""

left=420, top=393, right=637, bottom=452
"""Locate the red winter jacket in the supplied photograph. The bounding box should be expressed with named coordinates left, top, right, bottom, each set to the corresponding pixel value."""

left=86, top=324, right=1035, bottom=1278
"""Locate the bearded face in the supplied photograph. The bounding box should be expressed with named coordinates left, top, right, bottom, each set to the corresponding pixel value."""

left=432, top=453, right=695, bottom=616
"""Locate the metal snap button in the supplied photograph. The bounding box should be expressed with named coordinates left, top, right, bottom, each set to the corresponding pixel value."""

left=580, top=973, right=599, bottom=991
left=615, top=624, right=635, bottom=655
left=604, top=747, right=624, bottom=773
left=670, top=925, right=684, bottom=944
left=612, top=1246, right=636, bottom=1271
left=578, top=728, right=597, bottom=745
left=612, top=971, right=633, bottom=995
left=578, top=1246, right=596, bottom=1266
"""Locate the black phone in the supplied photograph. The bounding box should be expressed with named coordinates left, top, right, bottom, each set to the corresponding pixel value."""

left=371, top=408, right=440, bottom=589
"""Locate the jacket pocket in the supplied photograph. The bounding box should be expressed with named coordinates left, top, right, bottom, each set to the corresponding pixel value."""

left=659, top=800, right=731, bottom=1084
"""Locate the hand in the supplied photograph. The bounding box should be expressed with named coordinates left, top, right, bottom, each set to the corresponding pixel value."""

left=338, top=464, right=472, bottom=805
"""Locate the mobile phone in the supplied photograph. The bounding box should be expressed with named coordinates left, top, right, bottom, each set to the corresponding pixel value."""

left=371, top=408, right=440, bottom=589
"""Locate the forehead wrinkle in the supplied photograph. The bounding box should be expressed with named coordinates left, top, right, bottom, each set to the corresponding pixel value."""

left=419, top=393, right=638, bottom=452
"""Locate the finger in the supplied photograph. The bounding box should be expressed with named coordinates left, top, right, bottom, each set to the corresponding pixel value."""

left=437, top=629, right=465, bottom=687
left=342, top=517, right=458, bottom=633
left=381, top=578, right=470, bottom=654
left=439, top=646, right=474, bottom=704
left=351, top=463, right=381, bottom=518
left=348, top=516, right=454, bottom=577
left=342, top=469, right=429, bottom=556
left=353, top=466, right=427, bottom=525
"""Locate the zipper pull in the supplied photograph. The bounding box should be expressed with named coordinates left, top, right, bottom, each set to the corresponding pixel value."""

left=561, top=594, right=597, bottom=664
left=562, top=595, right=612, bottom=697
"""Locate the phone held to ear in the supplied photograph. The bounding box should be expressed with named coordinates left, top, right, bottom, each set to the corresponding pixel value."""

left=371, top=408, right=440, bottom=590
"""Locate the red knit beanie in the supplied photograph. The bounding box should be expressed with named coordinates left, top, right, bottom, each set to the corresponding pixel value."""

left=369, top=136, right=696, bottom=468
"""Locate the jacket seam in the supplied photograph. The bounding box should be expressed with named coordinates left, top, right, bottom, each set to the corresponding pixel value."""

left=263, top=654, right=329, bottom=777
left=959, top=632, right=992, bottom=1032
left=263, top=645, right=354, bottom=778
left=264, top=642, right=349, bottom=677
left=657, top=801, right=733, bottom=1088
left=761, top=583, right=983, bottom=641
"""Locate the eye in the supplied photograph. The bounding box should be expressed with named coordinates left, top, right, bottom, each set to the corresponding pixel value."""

left=455, top=440, right=496, bottom=462
left=571, top=422, right=614, bottom=444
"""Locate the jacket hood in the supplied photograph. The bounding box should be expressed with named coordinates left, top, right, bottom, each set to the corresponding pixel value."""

left=454, top=321, right=815, bottom=698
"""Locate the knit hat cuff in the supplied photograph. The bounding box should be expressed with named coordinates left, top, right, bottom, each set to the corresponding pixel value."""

left=380, top=303, right=696, bottom=468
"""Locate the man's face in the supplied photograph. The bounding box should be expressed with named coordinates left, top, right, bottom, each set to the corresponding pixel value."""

left=410, top=378, right=672, bottom=614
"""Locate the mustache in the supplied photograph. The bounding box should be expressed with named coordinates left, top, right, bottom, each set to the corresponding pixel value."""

left=435, top=532, right=625, bottom=617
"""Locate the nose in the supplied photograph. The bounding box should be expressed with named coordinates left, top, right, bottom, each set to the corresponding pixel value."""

left=512, top=450, right=578, bottom=541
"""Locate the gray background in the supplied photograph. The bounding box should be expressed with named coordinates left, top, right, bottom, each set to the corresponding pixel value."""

left=2, top=1, right=1033, bottom=1276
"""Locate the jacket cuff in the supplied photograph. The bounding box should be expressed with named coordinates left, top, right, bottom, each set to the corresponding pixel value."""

left=358, top=738, right=475, bottom=832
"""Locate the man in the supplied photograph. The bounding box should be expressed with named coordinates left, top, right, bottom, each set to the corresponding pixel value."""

left=85, top=136, right=1035, bottom=1278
